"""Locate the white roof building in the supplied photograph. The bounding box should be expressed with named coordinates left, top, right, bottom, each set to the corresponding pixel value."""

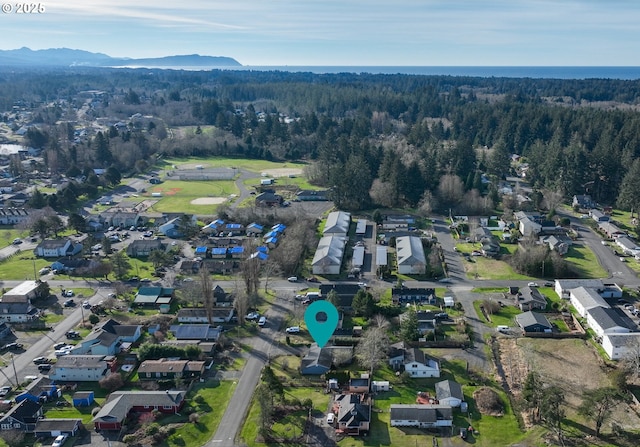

left=323, top=211, right=351, bottom=237
left=602, top=333, right=640, bottom=360
left=569, top=287, right=609, bottom=317
left=376, top=245, right=388, bottom=267
left=396, top=236, right=426, bottom=275
left=312, top=235, right=346, bottom=275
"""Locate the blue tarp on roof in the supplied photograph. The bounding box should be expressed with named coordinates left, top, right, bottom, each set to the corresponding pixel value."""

left=211, top=247, right=227, bottom=255
left=229, top=246, right=244, bottom=254
left=250, top=252, right=269, bottom=261
left=257, top=246, right=268, bottom=253
left=226, top=223, right=242, bottom=229
left=264, top=231, right=276, bottom=239
left=265, top=236, right=278, bottom=245
left=248, top=223, right=264, bottom=231
left=210, top=219, right=224, bottom=227
left=272, top=223, right=286, bottom=233
left=195, top=246, right=207, bottom=254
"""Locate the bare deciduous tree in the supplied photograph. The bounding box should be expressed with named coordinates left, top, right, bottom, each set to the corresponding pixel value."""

left=437, top=174, right=464, bottom=207
left=369, top=178, right=398, bottom=208
left=355, top=326, right=390, bottom=376
left=199, top=266, right=214, bottom=325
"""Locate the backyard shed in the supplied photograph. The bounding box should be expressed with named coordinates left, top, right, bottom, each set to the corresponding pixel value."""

left=372, top=381, right=390, bottom=392
left=73, top=391, right=95, bottom=407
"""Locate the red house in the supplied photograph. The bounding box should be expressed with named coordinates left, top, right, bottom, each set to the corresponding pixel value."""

left=93, top=390, right=185, bottom=431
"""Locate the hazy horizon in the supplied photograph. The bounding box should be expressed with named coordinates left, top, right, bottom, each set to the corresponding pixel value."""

left=1, top=1, right=640, bottom=66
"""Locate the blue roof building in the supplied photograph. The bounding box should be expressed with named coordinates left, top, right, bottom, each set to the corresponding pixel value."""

left=194, top=246, right=207, bottom=255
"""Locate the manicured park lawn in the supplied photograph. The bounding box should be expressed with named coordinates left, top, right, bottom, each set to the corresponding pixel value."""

left=161, top=157, right=307, bottom=174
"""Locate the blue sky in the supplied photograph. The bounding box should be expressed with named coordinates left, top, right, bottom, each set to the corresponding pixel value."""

left=2, top=0, right=640, bottom=65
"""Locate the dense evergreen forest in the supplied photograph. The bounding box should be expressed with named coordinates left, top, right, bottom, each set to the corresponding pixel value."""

left=4, top=67, right=640, bottom=213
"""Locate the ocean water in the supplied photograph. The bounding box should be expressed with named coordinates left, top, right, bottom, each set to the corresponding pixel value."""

left=120, top=65, right=640, bottom=80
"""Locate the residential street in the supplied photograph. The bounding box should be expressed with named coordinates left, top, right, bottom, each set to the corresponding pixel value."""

left=1, top=211, right=638, bottom=445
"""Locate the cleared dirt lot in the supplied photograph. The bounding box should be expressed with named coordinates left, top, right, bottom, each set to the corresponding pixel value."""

left=497, top=337, right=640, bottom=433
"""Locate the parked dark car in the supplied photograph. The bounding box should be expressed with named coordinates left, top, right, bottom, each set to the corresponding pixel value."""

left=33, top=357, right=50, bottom=365
left=66, top=330, right=81, bottom=339
left=38, top=364, right=52, bottom=372
left=2, top=342, right=23, bottom=351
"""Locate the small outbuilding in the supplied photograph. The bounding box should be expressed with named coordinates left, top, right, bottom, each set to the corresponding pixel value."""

left=73, top=391, right=95, bottom=407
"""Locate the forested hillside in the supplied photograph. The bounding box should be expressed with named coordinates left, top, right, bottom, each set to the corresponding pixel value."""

left=4, top=67, right=640, bottom=212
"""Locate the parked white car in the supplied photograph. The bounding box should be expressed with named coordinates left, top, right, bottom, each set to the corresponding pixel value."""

left=285, top=326, right=300, bottom=334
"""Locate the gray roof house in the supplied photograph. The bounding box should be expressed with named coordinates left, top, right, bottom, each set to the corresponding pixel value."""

left=301, top=343, right=333, bottom=375
left=586, top=306, right=631, bottom=339
left=48, top=355, right=112, bottom=382
left=388, top=342, right=440, bottom=378
left=435, top=380, right=464, bottom=407
left=35, top=239, right=82, bottom=258
left=515, top=311, right=553, bottom=333
left=168, top=324, right=222, bottom=341
left=390, top=404, right=453, bottom=428
left=517, top=286, right=548, bottom=311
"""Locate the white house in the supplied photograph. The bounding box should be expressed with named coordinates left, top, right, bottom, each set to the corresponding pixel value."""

left=48, top=355, right=111, bottom=382
left=35, top=239, right=81, bottom=258
left=396, top=236, right=426, bottom=275
left=0, top=302, right=39, bottom=323
left=554, top=279, right=622, bottom=299
left=435, top=380, right=464, bottom=407
left=616, top=236, right=640, bottom=256
left=601, top=333, right=640, bottom=360
left=390, top=405, right=453, bottom=428
left=569, top=287, right=609, bottom=317
left=586, top=306, right=631, bottom=339
left=388, top=343, right=440, bottom=378
left=312, top=235, right=346, bottom=275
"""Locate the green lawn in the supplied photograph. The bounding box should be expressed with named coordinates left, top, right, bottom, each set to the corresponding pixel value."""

left=0, top=228, right=30, bottom=249
left=0, top=253, right=50, bottom=280
left=147, top=179, right=238, bottom=214
left=164, top=379, right=237, bottom=447
left=473, top=300, right=521, bottom=327
left=565, top=243, right=608, bottom=278
left=456, top=243, right=533, bottom=281
left=160, top=156, right=307, bottom=174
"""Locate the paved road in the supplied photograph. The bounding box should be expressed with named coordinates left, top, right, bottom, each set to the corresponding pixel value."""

left=209, top=295, right=295, bottom=447
left=0, top=285, right=113, bottom=388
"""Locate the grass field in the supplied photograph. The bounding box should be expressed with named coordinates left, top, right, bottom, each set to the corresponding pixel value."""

left=0, top=252, right=50, bottom=280
left=147, top=179, right=238, bottom=214
left=0, top=228, right=29, bottom=249
left=565, top=243, right=608, bottom=278
left=164, top=380, right=237, bottom=447
left=160, top=157, right=308, bottom=173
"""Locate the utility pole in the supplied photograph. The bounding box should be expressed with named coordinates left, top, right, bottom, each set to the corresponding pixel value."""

left=11, top=354, right=18, bottom=388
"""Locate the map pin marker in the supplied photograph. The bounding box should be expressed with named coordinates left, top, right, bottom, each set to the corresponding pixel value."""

left=304, top=300, right=339, bottom=348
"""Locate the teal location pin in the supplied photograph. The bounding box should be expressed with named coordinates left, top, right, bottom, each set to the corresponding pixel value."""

left=304, top=300, right=339, bottom=348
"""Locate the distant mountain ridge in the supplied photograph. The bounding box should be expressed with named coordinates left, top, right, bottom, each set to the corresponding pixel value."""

left=0, top=47, right=242, bottom=67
